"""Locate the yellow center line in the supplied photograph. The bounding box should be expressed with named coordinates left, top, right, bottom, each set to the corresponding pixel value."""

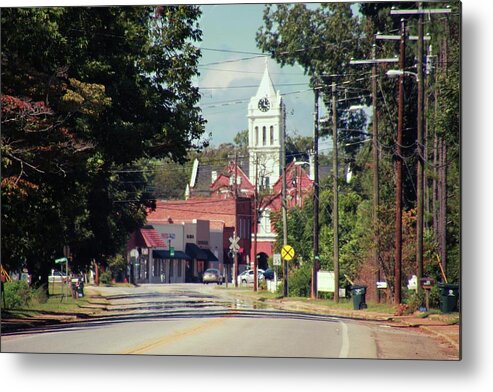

left=122, top=313, right=234, bottom=355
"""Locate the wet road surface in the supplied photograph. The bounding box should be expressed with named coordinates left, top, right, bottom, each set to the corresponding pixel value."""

left=1, top=284, right=457, bottom=359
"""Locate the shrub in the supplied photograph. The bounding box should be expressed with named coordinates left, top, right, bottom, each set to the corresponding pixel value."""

left=32, top=284, right=49, bottom=304
left=288, top=262, right=312, bottom=297
left=428, top=285, right=441, bottom=309
left=2, top=280, right=32, bottom=309
left=404, top=290, right=425, bottom=313
left=99, top=271, right=113, bottom=285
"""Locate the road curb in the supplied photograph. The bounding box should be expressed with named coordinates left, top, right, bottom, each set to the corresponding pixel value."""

left=417, top=325, right=460, bottom=351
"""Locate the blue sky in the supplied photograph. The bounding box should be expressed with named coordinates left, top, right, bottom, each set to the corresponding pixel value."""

left=196, top=3, right=323, bottom=147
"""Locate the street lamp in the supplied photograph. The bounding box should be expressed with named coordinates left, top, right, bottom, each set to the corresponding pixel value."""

left=386, top=69, right=419, bottom=81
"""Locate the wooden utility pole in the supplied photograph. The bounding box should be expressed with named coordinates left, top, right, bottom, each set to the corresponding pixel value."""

left=253, top=155, right=259, bottom=292
left=390, top=4, right=451, bottom=300
left=234, top=151, right=239, bottom=287
left=371, top=45, right=380, bottom=303
left=311, top=85, right=320, bottom=300
left=349, top=48, right=397, bottom=303
left=394, top=18, right=406, bottom=305
left=331, top=82, right=340, bottom=303
left=416, top=5, right=425, bottom=295
left=281, top=102, right=289, bottom=297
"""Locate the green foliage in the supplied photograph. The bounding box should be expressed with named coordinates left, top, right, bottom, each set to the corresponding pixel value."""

left=404, top=289, right=425, bottom=313
left=31, top=284, right=49, bottom=305
left=99, top=271, right=113, bottom=285
left=1, top=6, right=205, bottom=278
left=287, top=260, right=312, bottom=297
left=107, top=254, right=127, bottom=276
left=2, top=281, right=32, bottom=309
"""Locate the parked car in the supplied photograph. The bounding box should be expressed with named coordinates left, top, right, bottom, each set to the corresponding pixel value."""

left=202, top=268, right=223, bottom=285
left=237, top=269, right=265, bottom=285
left=263, top=268, right=274, bottom=280
left=48, top=270, right=68, bottom=283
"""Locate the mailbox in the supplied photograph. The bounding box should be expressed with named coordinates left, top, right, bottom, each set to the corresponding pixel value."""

left=420, top=277, right=435, bottom=289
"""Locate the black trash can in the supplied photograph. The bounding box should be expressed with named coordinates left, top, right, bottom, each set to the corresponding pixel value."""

left=438, top=283, right=459, bottom=313
left=351, top=285, right=368, bottom=310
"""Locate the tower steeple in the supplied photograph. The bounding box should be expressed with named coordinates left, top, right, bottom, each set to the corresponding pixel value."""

left=247, top=61, right=285, bottom=189
left=255, top=61, right=276, bottom=99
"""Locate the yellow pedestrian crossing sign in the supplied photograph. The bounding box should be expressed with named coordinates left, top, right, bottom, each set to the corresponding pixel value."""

left=281, top=245, right=295, bottom=261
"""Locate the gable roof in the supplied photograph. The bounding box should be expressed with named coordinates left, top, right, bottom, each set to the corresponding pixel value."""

left=188, top=157, right=251, bottom=198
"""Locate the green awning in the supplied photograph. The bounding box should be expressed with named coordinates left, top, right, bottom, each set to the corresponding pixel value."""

left=185, top=243, right=209, bottom=260
left=152, top=249, right=191, bottom=261
left=203, top=248, right=218, bottom=262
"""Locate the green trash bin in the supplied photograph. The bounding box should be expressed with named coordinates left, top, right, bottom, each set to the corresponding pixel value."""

left=438, top=283, right=459, bottom=313
left=351, top=285, right=368, bottom=310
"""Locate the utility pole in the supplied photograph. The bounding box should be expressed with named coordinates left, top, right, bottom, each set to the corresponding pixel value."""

left=281, top=102, right=289, bottom=297
left=332, top=82, right=339, bottom=303
left=390, top=4, right=451, bottom=301
left=416, top=4, right=425, bottom=296
left=350, top=48, right=398, bottom=303
left=394, top=18, right=406, bottom=305
left=311, top=84, right=320, bottom=300
left=253, top=154, right=259, bottom=292
left=234, top=150, right=239, bottom=287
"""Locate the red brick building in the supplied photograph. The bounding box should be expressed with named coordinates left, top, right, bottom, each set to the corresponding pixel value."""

left=146, top=197, right=253, bottom=271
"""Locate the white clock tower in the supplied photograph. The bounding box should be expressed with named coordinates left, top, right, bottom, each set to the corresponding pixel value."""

left=247, top=64, right=285, bottom=189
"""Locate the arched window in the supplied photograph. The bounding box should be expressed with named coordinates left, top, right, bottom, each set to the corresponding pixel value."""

left=254, top=126, right=258, bottom=146
left=270, top=126, right=274, bottom=145
left=262, top=126, right=266, bottom=145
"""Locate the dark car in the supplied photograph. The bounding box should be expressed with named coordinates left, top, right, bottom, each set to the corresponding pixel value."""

left=263, top=268, right=274, bottom=280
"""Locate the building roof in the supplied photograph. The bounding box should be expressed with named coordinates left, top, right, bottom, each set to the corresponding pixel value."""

left=187, top=157, right=250, bottom=199
left=147, top=198, right=245, bottom=228
left=139, top=227, right=166, bottom=248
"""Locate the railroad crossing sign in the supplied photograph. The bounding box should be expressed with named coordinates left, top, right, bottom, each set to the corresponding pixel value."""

left=229, top=235, right=240, bottom=253
left=281, top=245, right=295, bottom=261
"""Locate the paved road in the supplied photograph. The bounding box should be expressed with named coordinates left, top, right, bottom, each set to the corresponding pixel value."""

left=1, top=284, right=456, bottom=359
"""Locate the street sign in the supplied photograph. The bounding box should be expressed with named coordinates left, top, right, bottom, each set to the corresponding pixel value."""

left=55, top=257, right=68, bottom=264
left=169, top=247, right=175, bottom=257
left=317, top=271, right=335, bottom=292
left=281, top=245, right=295, bottom=261
left=273, top=253, right=281, bottom=266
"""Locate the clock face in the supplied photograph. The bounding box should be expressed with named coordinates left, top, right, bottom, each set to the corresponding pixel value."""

left=258, top=97, right=270, bottom=112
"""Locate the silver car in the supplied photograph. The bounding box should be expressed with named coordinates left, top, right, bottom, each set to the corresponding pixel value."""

left=237, top=269, right=265, bottom=285
left=202, top=268, right=223, bottom=284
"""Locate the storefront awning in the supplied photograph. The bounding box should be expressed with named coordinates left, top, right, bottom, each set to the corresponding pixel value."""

left=203, top=248, right=218, bottom=262
left=152, top=249, right=191, bottom=261
left=185, top=243, right=209, bottom=260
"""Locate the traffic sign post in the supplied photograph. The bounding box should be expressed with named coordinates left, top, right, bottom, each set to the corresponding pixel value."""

left=54, top=257, right=69, bottom=301
left=229, top=234, right=240, bottom=287
left=280, top=245, right=295, bottom=297
left=281, top=245, right=295, bottom=261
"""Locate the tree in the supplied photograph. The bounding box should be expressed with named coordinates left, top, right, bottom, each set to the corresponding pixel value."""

left=1, top=6, right=205, bottom=284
